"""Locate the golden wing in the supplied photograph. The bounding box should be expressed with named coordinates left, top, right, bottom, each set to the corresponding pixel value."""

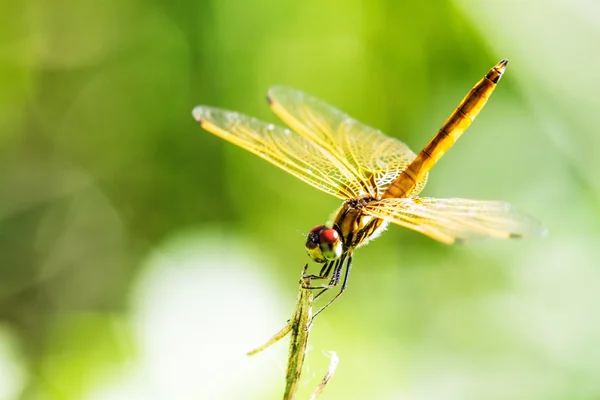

left=268, top=86, right=428, bottom=198
left=363, top=197, right=546, bottom=244
left=192, top=106, right=364, bottom=199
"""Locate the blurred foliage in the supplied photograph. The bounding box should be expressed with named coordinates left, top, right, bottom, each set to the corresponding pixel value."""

left=1, top=0, right=600, bottom=399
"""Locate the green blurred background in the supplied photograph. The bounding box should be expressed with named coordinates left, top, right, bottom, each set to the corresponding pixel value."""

left=1, top=0, right=599, bottom=399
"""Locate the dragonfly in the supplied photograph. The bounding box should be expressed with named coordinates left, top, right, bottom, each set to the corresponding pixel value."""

left=193, top=59, right=544, bottom=317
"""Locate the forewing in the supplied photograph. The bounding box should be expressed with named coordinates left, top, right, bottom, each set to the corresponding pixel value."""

left=192, top=106, right=363, bottom=199
left=363, top=197, right=546, bottom=244
left=268, top=86, right=428, bottom=197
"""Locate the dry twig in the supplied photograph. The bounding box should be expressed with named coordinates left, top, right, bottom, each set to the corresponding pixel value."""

left=248, top=265, right=338, bottom=399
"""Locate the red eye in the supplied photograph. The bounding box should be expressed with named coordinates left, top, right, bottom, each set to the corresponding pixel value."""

left=309, top=225, right=326, bottom=235
left=320, top=228, right=339, bottom=244
left=305, top=225, right=343, bottom=262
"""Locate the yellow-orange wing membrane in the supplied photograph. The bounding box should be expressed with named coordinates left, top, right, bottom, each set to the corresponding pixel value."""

left=363, top=197, right=546, bottom=244
left=268, top=86, right=428, bottom=198
left=192, top=106, right=364, bottom=199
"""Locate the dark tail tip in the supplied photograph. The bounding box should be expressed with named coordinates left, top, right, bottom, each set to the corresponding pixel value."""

left=488, top=59, right=509, bottom=83
left=495, top=59, right=509, bottom=74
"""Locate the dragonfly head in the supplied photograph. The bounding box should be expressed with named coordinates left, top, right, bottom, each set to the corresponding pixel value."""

left=305, top=225, right=343, bottom=263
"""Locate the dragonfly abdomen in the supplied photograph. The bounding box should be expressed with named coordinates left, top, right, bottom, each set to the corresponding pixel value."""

left=383, top=59, right=509, bottom=199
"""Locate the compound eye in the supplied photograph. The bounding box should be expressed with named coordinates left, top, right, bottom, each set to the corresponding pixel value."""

left=305, top=225, right=327, bottom=263
left=318, top=228, right=342, bottom=261
left=309, top=225, right=326, bottom=235
left=306, top=225, right=326, bottom=251
left=305, top=225, right=343, bottom=262
left=319, top=228, right=339, bottom=245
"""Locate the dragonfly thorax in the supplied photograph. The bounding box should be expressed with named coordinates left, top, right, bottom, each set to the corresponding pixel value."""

left=333, top=196, right=387, bottom=250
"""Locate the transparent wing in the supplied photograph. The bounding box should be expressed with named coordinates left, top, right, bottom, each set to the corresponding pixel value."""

left=363, top=197, right=546, bottom=244
left=268, top=86, right=428, bottom=198
left=192, top=106, right=364, bottom=199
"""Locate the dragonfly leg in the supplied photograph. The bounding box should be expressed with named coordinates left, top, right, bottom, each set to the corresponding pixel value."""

left=311, top=257, right=345, bottom=299
left=302, top=274, right=327, bottom=280
left=302, top=263, right=333, bottom=281
left=302, top=260, right=336, bottom=289
left=328, top=258, right=344, bottom=286
left=319, top=262, right=332, bottom=277
left=311, top=253, right=353, bottom=320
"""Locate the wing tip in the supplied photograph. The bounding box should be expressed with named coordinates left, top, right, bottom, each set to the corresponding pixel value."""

left=266, top=86, right=286, bottom=106
left=267, top=85, right=304, bottom=101
left=192, top=106, right=205, bottom=123
left=509, top=223, right=547, bottom=240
